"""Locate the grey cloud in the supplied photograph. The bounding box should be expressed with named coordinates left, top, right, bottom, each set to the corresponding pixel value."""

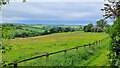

left=2, top=2, right=104, bottom=23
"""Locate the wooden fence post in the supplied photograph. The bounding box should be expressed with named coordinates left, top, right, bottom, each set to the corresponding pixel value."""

left=64, top=50, right=67, bottom=53
left=96, top=41, right=98, bottom=45
left=93, top=42, right=95, bottom=46
left=14, top=61, right=17, bottom=68
left=76, top=47, right=78, bottom=50
left=84, top=45, right=85, bottom=48
left=89, top=44, right=91, bottom=48
left=46, top=52, right=49, bottom=62
left=64, top=50, right=67, bottom=55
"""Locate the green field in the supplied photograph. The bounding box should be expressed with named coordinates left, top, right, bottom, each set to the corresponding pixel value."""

left=31, top=25, right=83, bottom=30
left=19, top=38, right=110, bottom=66
left=7, top=29, right=29, bottom=36
left=22, top=27, right=45, bottom=32
left=2, top=31, right=109, bottom=65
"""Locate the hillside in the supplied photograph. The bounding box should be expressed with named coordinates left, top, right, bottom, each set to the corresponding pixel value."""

left=2, top=31, right=109, bottom=65
left=19, top=38, right=110, bottom=66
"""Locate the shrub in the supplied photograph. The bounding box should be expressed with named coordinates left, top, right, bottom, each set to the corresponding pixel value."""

left=91, top=27, right=103, bottom=32
left=108, top=18, right=120, bottom=66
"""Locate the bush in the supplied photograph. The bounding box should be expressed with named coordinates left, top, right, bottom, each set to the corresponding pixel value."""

left=91, top=27, right=103, bottom=32
left=108, top=18, right=120, bottom=66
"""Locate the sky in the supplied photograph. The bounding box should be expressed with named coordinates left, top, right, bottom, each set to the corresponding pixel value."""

left=2, top=1, right=113, bottom=25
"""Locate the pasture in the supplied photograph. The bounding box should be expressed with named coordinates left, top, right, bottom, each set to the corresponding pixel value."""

left=19, top=38, right=110, bottom=66
left=2, top=31, right=109, bottom=65
left=22, top=27, right=45, bottom=33
left=31, top=25, right=83, bottom=30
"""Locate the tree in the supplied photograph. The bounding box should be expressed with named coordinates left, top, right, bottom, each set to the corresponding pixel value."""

left=56, top=27, right=63, bottom=33
left=0, top=0, right=26, bottom=66
left=1, top=23, right=17, bottom=54
left=96, top=19, right=107, bottom=28
left=83, top=23, right=93, bottom=32
left=91, top=27, right=103, bottom=32
left=101, top=0, right=120, bottom=20
left=49, top=28, right=56, bottom=34
left=43, top=30, right=49, bottom=35
left=102, top=0, right=120, bottom=66
left=106, top=24, right=110, bottom=28
left=21, top=32, right=28, bottom=38
left=91, top=27, right=98, bottom=32
left=0, top=0, right=26, bottom=10
left=108, top=18, right=120, bottom=66
left=64, top=28, right=70, bottom=32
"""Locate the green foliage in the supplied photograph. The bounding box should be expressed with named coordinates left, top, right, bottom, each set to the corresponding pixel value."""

left=96, top=19, right=108, bottom=28
left=91, top=27, right=103, bottom=32
left=107, top=18, right=120, bottom=66
left=84, top=20, right=110, bottom=33
left=64, top=28, right=70, bottom=32
left=83, top=23, right=93, bottom=32
left=3, top=24, right=77, bottom=39
left=43, top=30, right=49, bottom=35
left=49, top=28, right=56, bottom=34
left=56, top=27, right=63, bottom=33
left=103, top=26, right=111, bottom=33
left=1, top=23, right=17, bottom=54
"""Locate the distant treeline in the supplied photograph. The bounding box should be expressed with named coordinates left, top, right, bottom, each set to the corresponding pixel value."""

left=83, top=19, right=110, bottom=33
left=1, top=23, right=79, bottom=39
left=31, top=26, right=82, bottom=31
left=14, top=27, right=76, bottom=38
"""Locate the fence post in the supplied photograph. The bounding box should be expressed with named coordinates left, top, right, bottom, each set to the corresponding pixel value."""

left=84, top=45, right=85, bottom=48
left=14, top=61, right=17, bottom=68
left=64, top=50, right=67, bottom=53
left=93, top=42, right=95, bottom=46
left=64, top=50, right=67, bottom=55
left=46, top=52, right=49, bottom=62
left=99, top=40, right=100, bottom=44
left=89, top=44, right=91, bottom=48
left=76, top=47, right=78, bottom=50
left=96, top=41, right=98, bottom=45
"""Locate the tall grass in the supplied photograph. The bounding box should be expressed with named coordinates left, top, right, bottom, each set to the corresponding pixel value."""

left=2, top=31, right=109, bottom=64
left=18, top=38, right=110, bottom=66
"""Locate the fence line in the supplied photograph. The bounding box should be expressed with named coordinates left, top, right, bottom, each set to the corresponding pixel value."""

left=3, top=37, right=109, bottom=67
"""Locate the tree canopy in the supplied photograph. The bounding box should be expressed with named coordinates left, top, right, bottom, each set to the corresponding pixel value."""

left=102, top=0, right=120, bottom=66
left=96, top=19, right=107, bottom=28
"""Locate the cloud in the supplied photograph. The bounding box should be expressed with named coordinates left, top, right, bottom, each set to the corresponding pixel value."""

left=10, top=0, right=104, bottom=2
left=2, top=2, right=110, bottom=25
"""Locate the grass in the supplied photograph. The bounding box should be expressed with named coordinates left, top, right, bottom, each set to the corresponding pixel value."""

left=22, top=27, right=45, bottom=32
left=31, top=25, right=83, bottom=30
left=2, top=31, right=109, bottom=65
left=18, top=37, right=110, bottom=66
left=8, top=29, right=29, bottom=35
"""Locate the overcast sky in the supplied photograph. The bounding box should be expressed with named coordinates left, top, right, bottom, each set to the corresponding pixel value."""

left=2, top=1, right=113, bottom=25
